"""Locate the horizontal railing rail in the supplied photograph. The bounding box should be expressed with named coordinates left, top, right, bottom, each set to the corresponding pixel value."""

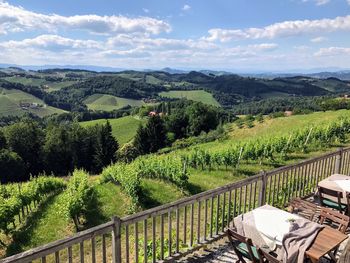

left=1, top=147, right=349, bottom=263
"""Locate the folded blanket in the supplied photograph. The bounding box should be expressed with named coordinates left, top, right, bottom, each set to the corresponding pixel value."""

left=282, top=219, right=324, bottom=263
left=338, top=238, right=350, bottom=263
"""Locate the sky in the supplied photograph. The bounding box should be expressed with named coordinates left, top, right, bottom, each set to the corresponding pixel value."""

left=0, top=0, right=350, bottom=72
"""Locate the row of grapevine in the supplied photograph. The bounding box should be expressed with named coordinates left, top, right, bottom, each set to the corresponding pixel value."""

left=101, top=156, right=189, bottom=212
left=135, top=156, right=189, bottom=189
left=182, top=117, right=350, bottom=170
left=101, top=164, right=141, bottom=213
left=58, top=170, right=95, bottom=230
left=0, top=176, right=66, bottom=244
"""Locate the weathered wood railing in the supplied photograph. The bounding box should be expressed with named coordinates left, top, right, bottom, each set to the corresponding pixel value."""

left=2, top=147, right=350, bottom=263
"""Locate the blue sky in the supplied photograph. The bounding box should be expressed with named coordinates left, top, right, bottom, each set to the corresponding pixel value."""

left=0, top=0, right=350, bottom=71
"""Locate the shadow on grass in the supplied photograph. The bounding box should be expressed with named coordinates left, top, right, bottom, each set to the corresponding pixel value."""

left=83, top=191, right=109, bottom=229
left=186, top=182, right=203, bottom=195
left=138, top=186, right=163, bottom=209
left=6, top=195, right=57, bottom=256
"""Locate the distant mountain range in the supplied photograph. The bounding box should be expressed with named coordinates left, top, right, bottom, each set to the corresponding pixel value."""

left=1, top=64, right=350, bottom=80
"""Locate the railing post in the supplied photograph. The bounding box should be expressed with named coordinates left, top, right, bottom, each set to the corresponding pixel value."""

left=112, top=216, right=122, bottom=263
left=258, top=171, right=267, bottom=207
left=335, top=148, right=343, bottom=174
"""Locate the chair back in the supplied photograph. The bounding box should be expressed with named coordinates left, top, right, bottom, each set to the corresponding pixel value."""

left=226, top=229, right=262, bottom=263
left=258, top=248, right=282, bottom=263
left=289, top=198, right=318, bottom=221
left=319, top=207, right=349, bottom=233
left=318, top=186, right=344, bottom=212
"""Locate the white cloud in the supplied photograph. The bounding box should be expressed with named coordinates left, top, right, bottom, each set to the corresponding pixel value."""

left=310, top=36, right=327, bottom=42
left=0, top=1, right=171, bottom=35
left=315, top=0, right=330, bottom=5
left=106, top=35, right=217, bottom=51
left=302, top=0, right=330, bottom=6
left=0, top=33, right=281, bottom=68
left=182, top=4, right=191, bottom=11
left=315, top=47, right=350, bottom=56
left=347, top=0, right=350, bottom=5
left=142, top=8, right=150, bottom=13
left=0, top=34, right=102, bottom=50
left=205, top=15, right=350, bottom=42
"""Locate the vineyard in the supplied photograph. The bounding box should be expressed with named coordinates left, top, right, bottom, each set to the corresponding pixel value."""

left=0, top=176, right=66, bottom=246
left=2, top=111, right=350, bottom=259
left=99, top=116, right=350, bottom=212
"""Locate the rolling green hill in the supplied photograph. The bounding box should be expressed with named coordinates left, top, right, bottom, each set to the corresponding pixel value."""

left=80, top=116, right=145, bottom=144
left=4, top=76, right=77, bottom=92
left=0, top=88, right=66, bottom=117
left=83, top=94, right=144, bottom=111
left=159, top=90, right=221, bottom=107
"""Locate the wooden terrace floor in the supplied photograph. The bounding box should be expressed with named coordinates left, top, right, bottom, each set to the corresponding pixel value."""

left=179, top=196, right=349, bottom=263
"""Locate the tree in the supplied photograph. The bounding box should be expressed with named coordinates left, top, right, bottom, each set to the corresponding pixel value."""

left=186, top=103, right=219, bottom=136
left=133, top=124, right=149, bottom=155
left=117, top=142, right=140, bottom=163
left=145, top=116, right=167, bottom=153
left=5, top=120, right=44, bottom=176
left=0, top=149, right=25, bottom=183
left=165, top=110, right=189, bottom=139
left=69, top=123, right=97, bottom=171
left=93, top=121, right=119, bottom=172
left=134, top=116, right=167, bottom=154
left=44, top=125, right=73, bottom=175
left=0, top=130, right=6, bottom=149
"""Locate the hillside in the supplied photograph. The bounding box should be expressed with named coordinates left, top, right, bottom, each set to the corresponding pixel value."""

left=0, top=87, right=66, bottom=117
left=0, top=68, right=350, bottom=118
left=3, top=76, right=77, bottom=92
left=159, top=90, right=220, bottom=107
left=80, top=116, right=145, bottom=145
left=83, top=94, right=145, bottom=111
left=2, top=109, right=349, bottom=259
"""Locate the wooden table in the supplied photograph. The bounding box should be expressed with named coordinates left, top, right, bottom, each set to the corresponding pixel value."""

left=234, top=205, right=348, bottom=263
left=305, top=226, right=348, bottom=263
left=318, top=174, right=350, bottom=203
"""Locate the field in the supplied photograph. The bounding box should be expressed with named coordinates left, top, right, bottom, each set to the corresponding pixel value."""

left=0, top=88, right=66, bottom=117
left=83, top=94, right=144, bottom=111
left=80, top=116, right=145, bottom=145
left=2, top=109, right=350, bottom=258
left=159, top=90, right=221, bottom=107
left=3, top=76, right=76, bottom=92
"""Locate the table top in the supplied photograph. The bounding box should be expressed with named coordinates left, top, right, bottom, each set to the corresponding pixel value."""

left=235, top=205, right=300, bottom=246
left=318, top=174, right=350, bottom=203
left=234, top=204, right=348, bottom=262
left=305, top=226, right=348, bottom=260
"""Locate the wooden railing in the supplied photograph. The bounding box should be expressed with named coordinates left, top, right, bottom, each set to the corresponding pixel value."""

left=2, top=147, right=350, bottom=263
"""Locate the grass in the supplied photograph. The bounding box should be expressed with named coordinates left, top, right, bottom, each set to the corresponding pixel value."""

left=80, top=116, right=145, bottom=145
left=140, top=179, right=185, bottom=208
left=83, top=94, right=144, bottom=111
left=3, top=193, right=75, bottom=257
left=0, top=88, right=66, bottom=117
left=159, top=90, right=221, bottom=107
